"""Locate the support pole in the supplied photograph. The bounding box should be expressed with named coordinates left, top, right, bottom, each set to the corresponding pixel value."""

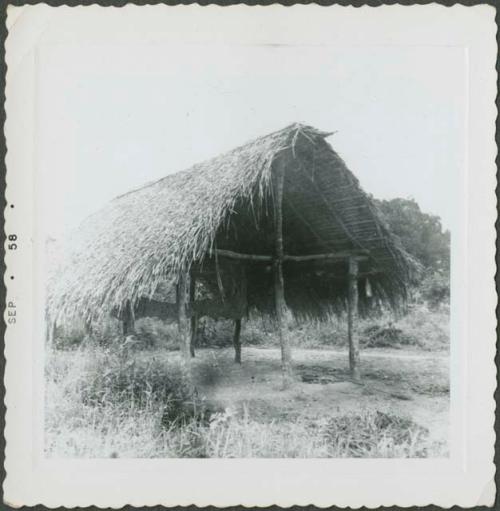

left=190, top=316, right=197, bottom=358
left=46, top=316, right=56, bottom=348
left=348, top=257, right=361, bottom=381
left=233, top=318, right=242, bottom=364
left=274, top=156, right=293, bottom=386
left=176, top=271, right=192, bottom=363
left=240, top=263, right=248, bottom=316
left=234, top=263, right=247, bottom=364
left=189, top=273, right=197, bottom=358
left=84, top=317, right=93, bottom=339
left=123, top=300, right=135, bottom=337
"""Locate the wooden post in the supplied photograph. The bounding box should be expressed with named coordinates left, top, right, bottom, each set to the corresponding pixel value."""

left=84, top=317, right=93, bottom=339
left=176, top=271, right=191, bottom=363
left=239, top=263, right=248, bottom=315
left=123, top=300, right=135, bottom=336
left=274, top=156, right=293, bottom=385
left=190, top=316, right=197, bottom=358
left=233, top=318, right=242, bottom=364
left=233, top=263, right=247, bottom=364
left=189, top=273, right=197, bottom=358
left=46, top=316, right=56, bottom=347
left=348, top=257, right=361, bottom=381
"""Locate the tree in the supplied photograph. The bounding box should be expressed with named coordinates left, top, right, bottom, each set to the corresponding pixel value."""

left=374, top=198, right=450, bottom=308
left=374, top=197, right=450, bottom=276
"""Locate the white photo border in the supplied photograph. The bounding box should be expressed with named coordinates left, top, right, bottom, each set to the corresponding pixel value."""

left=3, top=4, right=497, bottom=508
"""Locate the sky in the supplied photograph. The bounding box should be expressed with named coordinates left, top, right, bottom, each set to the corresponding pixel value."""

left=37, top=41, right=466, bottom=238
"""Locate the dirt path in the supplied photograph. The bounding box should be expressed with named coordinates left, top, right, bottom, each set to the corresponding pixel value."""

left=188, top=347, right=449, bottom=449
left=334, top=348, right=448, bottom=360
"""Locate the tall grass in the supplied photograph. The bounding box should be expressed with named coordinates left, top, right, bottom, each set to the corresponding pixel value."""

left=45, top=346, right=446, bottom=459
left=52, top=303, right=448, bottom=354
left=46, top=304, right=449, bottom=458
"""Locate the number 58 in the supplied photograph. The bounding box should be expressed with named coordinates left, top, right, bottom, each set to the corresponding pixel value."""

left=8, top=234, right=17, bottom=250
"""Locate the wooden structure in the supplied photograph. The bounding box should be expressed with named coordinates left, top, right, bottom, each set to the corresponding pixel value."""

left=48, top=124, right=415, bottom=384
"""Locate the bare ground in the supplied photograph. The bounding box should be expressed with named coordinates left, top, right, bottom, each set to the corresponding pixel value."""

left=149, top=346, right=449, bottom=449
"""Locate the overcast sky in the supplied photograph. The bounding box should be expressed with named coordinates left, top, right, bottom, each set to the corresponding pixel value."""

left=37, top=40, right=465, bottom=237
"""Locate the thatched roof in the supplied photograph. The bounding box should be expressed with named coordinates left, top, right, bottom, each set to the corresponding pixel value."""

left=48, top=123, right=416, bottom=324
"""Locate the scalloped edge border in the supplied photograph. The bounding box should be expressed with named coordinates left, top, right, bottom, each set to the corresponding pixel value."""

left=2, top=2, right=497, bottom=509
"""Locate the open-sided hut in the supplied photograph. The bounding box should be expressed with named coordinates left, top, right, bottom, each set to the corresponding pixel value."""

left=48, top=123, right=415, bottom=383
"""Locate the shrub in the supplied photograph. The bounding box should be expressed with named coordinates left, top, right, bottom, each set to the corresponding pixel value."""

left=242, top=316, right=279, bottom=346
left=52, top=321, right=86, bottom=349
left=53, top=317, right=124, bottom=350
left=362, top=324, right=418, bottom=348
left=77, top=348, right=202, bottom=426
left=238, top=315, right=349, bottom=349
left=396, top=305, right=449, bottom=351
left=196, top=318, right=234, bottom=348
left=134, top=318, right=179, bottom=350
left=358, top=304, right=448, bottom=351
left=89, top=317, right=123, bottom=347
left=52, top=304, right=448, bottom=354
left=419, top=271, right=450, bottom=309
left=290, top=317, right=347, bottom=348
left=321, top=411, right=430, bottom=458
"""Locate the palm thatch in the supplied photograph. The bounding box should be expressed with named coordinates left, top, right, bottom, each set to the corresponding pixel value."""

left=48, top=123, right=417, bottom=325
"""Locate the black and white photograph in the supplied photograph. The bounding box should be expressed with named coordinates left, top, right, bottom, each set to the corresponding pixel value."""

left=3, top=4, right=496, bottom=508
left=42, top=20, right=456, bottom=461
left=45, top=126, right=451, bottom=458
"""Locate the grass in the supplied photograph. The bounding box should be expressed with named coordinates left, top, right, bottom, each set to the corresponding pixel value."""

left=45, top=342, right=448, bottom=459
left=195, top=303, right=450, bottom=352
left=52, top=303, right=449, bottom=354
